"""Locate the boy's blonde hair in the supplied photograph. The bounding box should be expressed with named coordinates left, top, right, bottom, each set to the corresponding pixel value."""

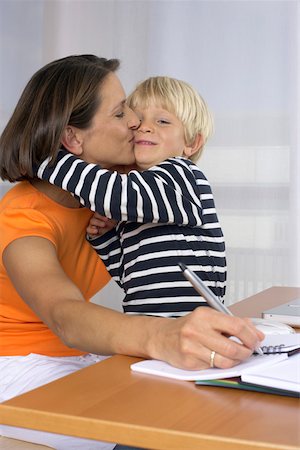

left=127, top=76, right=214, bottom=161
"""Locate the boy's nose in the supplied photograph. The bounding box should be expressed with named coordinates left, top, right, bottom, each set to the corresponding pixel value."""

left=138, top=122, right=153, bottom=133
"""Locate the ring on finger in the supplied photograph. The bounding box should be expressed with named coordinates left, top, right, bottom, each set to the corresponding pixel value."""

left=210, top=350, right=216, bottom=368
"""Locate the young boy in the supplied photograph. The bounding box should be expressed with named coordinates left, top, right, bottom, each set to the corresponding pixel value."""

left=37, top=77, right=226, bottom=317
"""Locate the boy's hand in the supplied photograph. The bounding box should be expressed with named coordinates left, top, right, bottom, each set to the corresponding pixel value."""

left=87, top=212, right=117, bottom=238
left=109, top=163, right=139, bottom=173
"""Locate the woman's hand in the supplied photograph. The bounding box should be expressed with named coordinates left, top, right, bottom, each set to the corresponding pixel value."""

left=87, top=212, right=117, bottom=238
left=147, top=307, right=265, bottom=370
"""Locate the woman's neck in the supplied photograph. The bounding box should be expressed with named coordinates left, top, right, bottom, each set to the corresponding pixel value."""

left=30, top=179, right=81, bottom=208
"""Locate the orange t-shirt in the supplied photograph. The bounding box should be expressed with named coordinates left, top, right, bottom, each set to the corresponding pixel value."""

left=0, top=181, right=111, bottom=356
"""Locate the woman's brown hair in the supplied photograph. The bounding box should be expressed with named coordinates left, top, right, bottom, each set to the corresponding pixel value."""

left=0, top=55, right=119, bottom=181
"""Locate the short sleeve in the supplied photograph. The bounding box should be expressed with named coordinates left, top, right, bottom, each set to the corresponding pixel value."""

left=0, top=207, right=57, bottom=255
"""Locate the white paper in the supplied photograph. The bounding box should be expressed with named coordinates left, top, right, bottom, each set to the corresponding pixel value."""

left=131, top=354, right=287, bottom=381
left=242, top=353, right=300, bottom=392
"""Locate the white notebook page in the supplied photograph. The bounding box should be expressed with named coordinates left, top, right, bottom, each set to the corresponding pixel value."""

left=241, top=353, right=300, bottom=392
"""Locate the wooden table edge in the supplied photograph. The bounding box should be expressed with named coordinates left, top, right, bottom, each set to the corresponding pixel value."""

left=0, top=403, right=298, bottom=450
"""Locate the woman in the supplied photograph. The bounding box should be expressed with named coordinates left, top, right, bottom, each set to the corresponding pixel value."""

left=0, top=55, right=263, bottom=449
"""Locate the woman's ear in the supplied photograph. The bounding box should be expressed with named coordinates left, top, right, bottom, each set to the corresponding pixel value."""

left=61, top=126, right=84, bottom=156
left=183, top=133, right=204, bottom=158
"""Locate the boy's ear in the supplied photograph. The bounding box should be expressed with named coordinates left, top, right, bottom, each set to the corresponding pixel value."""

left=61, top=126, right=84, bottom=156
left=183, top=133, right=204, bottom=158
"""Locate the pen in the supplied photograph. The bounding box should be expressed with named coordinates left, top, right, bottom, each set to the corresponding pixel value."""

left=178, top=262, right=264, bottom=356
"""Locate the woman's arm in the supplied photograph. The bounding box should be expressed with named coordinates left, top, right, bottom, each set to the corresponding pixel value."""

left=3, top=236, right=263, bottom=369
left=36, top=150, right=204, bottom=226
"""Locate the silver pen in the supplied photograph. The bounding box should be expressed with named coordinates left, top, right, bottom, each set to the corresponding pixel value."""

left=178, top=262, right=264, bottom=356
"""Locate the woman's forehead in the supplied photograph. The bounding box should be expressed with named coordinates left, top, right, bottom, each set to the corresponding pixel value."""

left=99, top=73, right=126, bottom=108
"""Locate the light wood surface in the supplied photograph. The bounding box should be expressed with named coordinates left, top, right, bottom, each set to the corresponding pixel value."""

left=230, top=285, right=300, bottom=319
left=0, top=287, right=300, bottom=450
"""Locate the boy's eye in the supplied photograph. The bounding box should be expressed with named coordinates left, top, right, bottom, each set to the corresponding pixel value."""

left=158, top=119, right=170, bottom=125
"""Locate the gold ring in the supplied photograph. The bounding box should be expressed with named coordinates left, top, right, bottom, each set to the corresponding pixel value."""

left=210, top=350, right=216, bottom=368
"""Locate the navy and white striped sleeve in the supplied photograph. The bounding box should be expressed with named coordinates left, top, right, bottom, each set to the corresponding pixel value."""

left=36, top=150, right=203, bottom=226
left=88, top=229, right=123, bottom=286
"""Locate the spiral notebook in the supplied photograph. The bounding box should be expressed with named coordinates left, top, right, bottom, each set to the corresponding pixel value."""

left=131, top=334, right=300, bottom=395
left=241, top=353, right=300, bottom=394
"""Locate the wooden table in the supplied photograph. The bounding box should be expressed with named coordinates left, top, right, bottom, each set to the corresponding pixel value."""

left=1, top=287, right=300, bottom=450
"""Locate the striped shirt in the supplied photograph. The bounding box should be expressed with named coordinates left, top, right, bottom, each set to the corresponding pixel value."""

left=37, top=150, right=226, bottom=317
